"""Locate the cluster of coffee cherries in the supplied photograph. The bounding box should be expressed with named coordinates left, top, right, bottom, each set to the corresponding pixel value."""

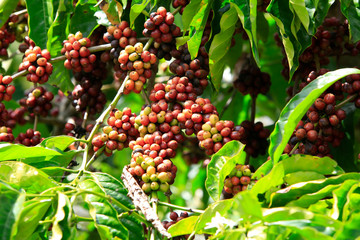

left=162, top=212, right=190, bottom=239
left=92, top=108, right=139, bottom=156
left=0, top=102, right=26, bottom=130
left=224, top=164, right=252, bottom=196
left=70, top=76, right=106, bottom=114
left=103, top=21, right=137, bottom=64
left=239, top=121, right=270, bottom=157
left=18, top=45, right=53, bottom=84
left=62, top=32, right=96, bottom=72
left=143, top=7, right=181, bottom=60
left=15, top=128, right=43, bottom=146
left=285, top=93, right=346, bottom=157
left=233, top=65, right=271, bottom=96
left=64, top=119, right=94, bottom=138
left=129, top=148, right=177, bottom=194
left=196, top=116, right=242, bottom=155
left=19, top=87, right=54, bottom=117
left=0, top=21, right=16, bottom=57
left=0, top=75, right=15, bottom=101
left=117, top=43, right=157, bottom=94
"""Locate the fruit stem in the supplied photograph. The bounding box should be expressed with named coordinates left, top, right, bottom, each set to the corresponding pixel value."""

left=335, top=93, right=357, bottom=110
left=250, top=95, right=256, bottom=124
left=10, top=9, right=27, bottom=17
left=33, top=82, right=38, bottom=131
left=142, top=9, right=150, bottom=17
left=157, top=201, right=204, bottom=214
left=220, top=89, right=237, bottom=118
left=172, top=6, right=182, bottom=16
left=289, top=142, right=299, bottom=155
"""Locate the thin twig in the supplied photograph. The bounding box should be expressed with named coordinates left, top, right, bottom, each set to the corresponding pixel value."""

left=10, top=9, right=27, bottom=17
left=157, top=201, right=204, bottom=214
left=335, top=93, right=357, bottom=110
left=220, top=89, right=236, bottom=118
left=289, top=142, right=300, bottom=155
left=171, top=6, right=182, bottom=15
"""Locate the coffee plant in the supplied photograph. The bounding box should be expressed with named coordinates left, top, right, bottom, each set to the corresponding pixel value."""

left=1, top=0, right=360, bottom=239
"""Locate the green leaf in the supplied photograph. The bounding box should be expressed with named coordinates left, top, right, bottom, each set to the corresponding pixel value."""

left=270, top=173, right=360, bottom=207
left=230, top=0, right=259, bottom=65
left=268, top=68, right=360, bottom=165
left=0, top=143, right=64, bottom=161
left=341, top=0, right=360, bottom=42
left=209, top=5, right=238, bottom=91
left=205, top=141, right=245, bottom=201
left=87, top=172, right=144, bottom=239
left=283, top=171, right=325, bottom=186
left=186, top=0, right=213, bottom=59
left=289, top=0, right=310, bottom=33
left=70, top=0, right=99, bottom=38
left=0, top=0, right=18, bottom=28
left=0, top=161, right=57, bottom=193
left=129, top=0, right=150, bottom=27
left=52, top=192, right=72, bottom=240
left=26, top=0, right=54, bottom=49
left=335, top=212, right=360, bottom=239
left=263, top=207, right=342, bottom=239
left=40, top=136, right=80, bottom=151
left=79, top=179, right=129, bottom=240
left=47, top=0, right=74, bottom=57
left=331, top=181, right=359, bottom=221
left=182, top=0, right=202, bottom=32
left=251, top=155, right=342, bottom=199
left=47, top=61, right=73, bottom=94
left=0, top=184, right=25, bottom=239
left=168, top=216, right=198, bottom=237
left=12, top=198, right=53, bottom=240
left=101, top=0, right=123, bottom=25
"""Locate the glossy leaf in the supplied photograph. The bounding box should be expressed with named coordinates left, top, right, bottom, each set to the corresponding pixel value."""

left=79, top=179, right=129, bottom=240
left=283, top=171, right=325, bottom=186
left=87, top=172, right=143, bottom=239
left=251, top=155, right=342, bottom=198
left=205, top=141, right=245, bottom=201
left=182, top=0, right=202, bottom=33
left=186, top=0, right=213, bottom=58
left=230, top=0, right=259, bottom=65
left=0, top=0, right=18, bottom=28
left=129, top=0, right=150, bottom=27
left=26, top=0, right=54, bottom=49
left=0, top=161, right=57, bottom=193
left=335, top=213, right=360, bottom=239
left=70, top=0, right=99, bottom=37
left=40, top=136, right=80, bottom=151
left=12, top=198, right=53, bottom=240
left=209, top=5, right=238, bottom=91
left=52, top=192, right=72, bottom=240
left=263, top=207, right=342, bottom=239
left=289, top=0, right=310, bottom=33
left=0, top=143, right=64, bottom=161
left=268, top=68, right=360, bottom=165
left=341, top=183, right=360, bottom=221
left=0, top=184, right=25, bottom=239
left=227, top=191, right=263, bottom=222
left=168, top=216, right=198, bottom=237
left=47, top=0, right=73, bottom=57
left=341, top=0, right=360, bottom=42
left=331, top=180, right=359, bottom=220
left=270, top=173, right=360, bottom=207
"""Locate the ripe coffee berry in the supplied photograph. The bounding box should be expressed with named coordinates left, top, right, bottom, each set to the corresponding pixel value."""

left=223, top=164, right=253, bottom=196
left=0, top=75, right=15, bottom=101
left=15, top=128, right=43, bottom=146
left=19, top=87, right=54, bottom=117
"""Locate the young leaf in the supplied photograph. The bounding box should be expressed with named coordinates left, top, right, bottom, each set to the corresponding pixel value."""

left=0, top=184, right=25, bottom=240
left=79, top=179, right=129, bottom=240
left=47, top=0, right=73, bottom=57
left=230, top=0, right=259, bottom=65
left=341, top=0, right=360, bottom=42
left=168, top=216, right=198, bottom=237
left=26, top=0, right=54, bottom=49
left=129, top=0, right=150, bottom=27
left=0, top=0, right=18, bottom=28
left=268, top=68, right=360, bottom=165
left=70, top=0, right=99, bottom=38
left=330, top=181, right=359, bottom=220
left=0, top=161, right=57, bottom=193
left=52, top=192, right=72, bottom=240
left=250, top=155, right=343, bottom=199
left=209, top=5, right=238, bottom=91
left=205, top=141, right=245, bottom=201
